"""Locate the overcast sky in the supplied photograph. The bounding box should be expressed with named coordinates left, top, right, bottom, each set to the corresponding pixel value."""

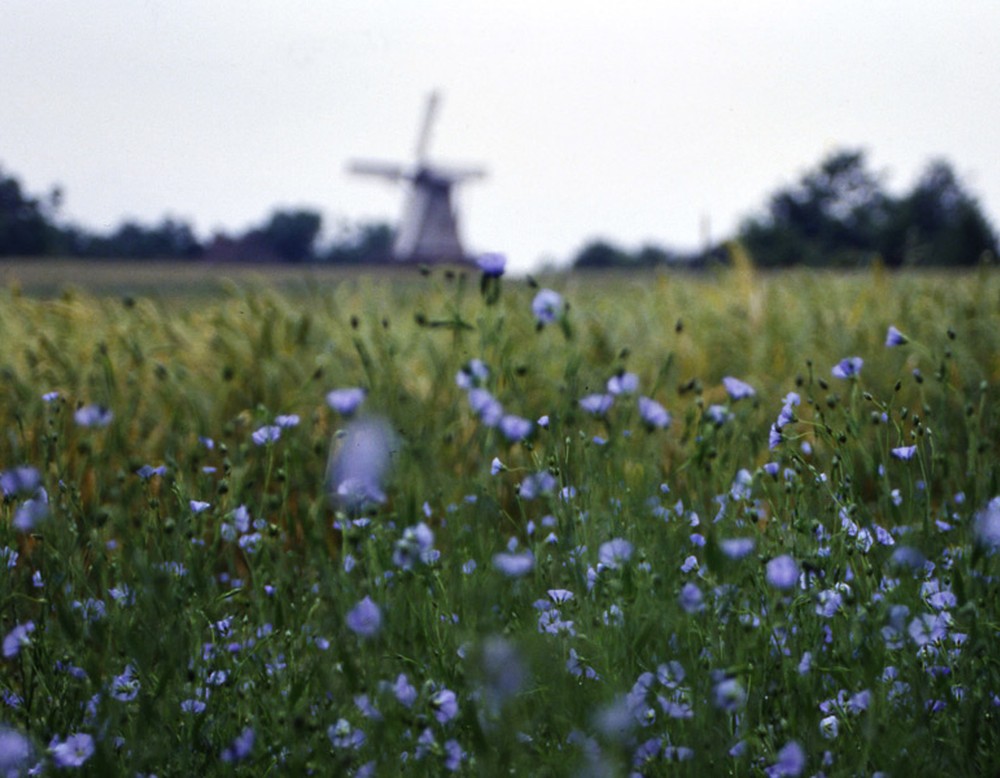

left=3, top=1, right=998, bottom=272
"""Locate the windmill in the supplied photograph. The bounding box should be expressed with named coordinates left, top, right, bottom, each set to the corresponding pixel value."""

left=348, top=92, right=486, bottom=264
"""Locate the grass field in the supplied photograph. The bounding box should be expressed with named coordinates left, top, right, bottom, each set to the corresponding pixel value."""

left=1, top=258, right=999, bottom=775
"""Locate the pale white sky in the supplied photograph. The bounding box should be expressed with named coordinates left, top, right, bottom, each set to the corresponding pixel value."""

left=2, top=1, right=998, bottom=272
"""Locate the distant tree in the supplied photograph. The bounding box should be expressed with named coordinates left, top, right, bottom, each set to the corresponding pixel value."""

left=258, top=209, right=323, bottom=263
left=64, top=218, right=202, bottom=259
left=878, top=160, right=997, bottom=266
left=740, top=149, right=891, bottom=267
left=572, top=239, right=631, bottom=269
left=0, top=166, right=59, bottom=256
left=325, top=221, right=395, bottom=264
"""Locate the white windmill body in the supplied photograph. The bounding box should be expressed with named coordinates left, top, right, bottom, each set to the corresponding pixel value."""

left=349, top=93, right=485, bottom=264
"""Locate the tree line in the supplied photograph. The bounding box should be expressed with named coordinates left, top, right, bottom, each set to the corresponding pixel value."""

left=572, top=149, right=997, bottom=269
left=2, top=149, right=997, bottom=267
left=0, top=164, right=393, bottom=264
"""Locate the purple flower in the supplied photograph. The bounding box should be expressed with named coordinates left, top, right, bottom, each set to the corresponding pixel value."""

left=766, top=555, right=799, bottom=591
left=0, top=466, right=41, bottom=497
left=720, top=537, right=755, bottom=560
left=499, top=415, right=532, bottom=442
left=598, top=538, right=634, bottom=569
left=220, top=727, right=254, bottom=764
left=110, top=665, right=140, bottom=701
left=328, top=416, right=395, bottom=509
left=456, top=359, right=489, bottom=389
left=275, top=414, right=300, bottom=428
left=490, top=457, right=504, bottom=475
left=891, top=445, right=917, bottom=461
left=607, top=372, right=639, bottom=395
left=431, top=688, right=459, bottom=724
left=975, top=497, right=1000, bottom=552
left=346, top=596, right=382, bottom=638
left=713, top=678, right=747, bottom=712
left=579, top=393, right=614, bottom=416
left=326, top=387, right=366, bottom=415
left=251, top=425, right=281, bottom=445
left=328, top=718, right=366, bottom=750
left=393, top=673, right=417, bottom=707
left=492, top=551, right=534, bottom=577
left=189, top=500, right=211, bottom=514
left=136, top=464, right=167, bottom=480
left=476, top=252, right=506, bottom=277
left=722, top=376, right=756, bottom=400
left=531, top=289, right=564, bottom=325
left=0, top=725, right=32, bottom=774
left=74, top=405, right=113, bottom=428
left=49, top=732, right=95, bottom=768
left=679, top=582, right=704, bottom=614
left=3, top=621, right=35, bottom=659
left=443, top=738, right=465, bottom=771
left=638, top=396, right=671, bottom=429
left=766, top=740, right=805, bottom=777
left=468, top=388, right=504, bottom=427
left=831, top=357, right=863, bottom=380
left=885, top=325, right=907, bottom=347
left=13, top=489, right=49, bottom=532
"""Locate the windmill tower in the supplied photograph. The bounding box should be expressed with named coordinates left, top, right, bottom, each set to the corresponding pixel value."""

left=348, top=92, right=486, bottom=264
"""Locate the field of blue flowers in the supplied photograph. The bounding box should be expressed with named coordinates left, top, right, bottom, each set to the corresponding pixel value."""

left=2, top=257, right=1000, bottom=775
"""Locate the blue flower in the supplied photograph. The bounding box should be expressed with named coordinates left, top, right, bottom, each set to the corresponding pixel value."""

left=720, top=537, right=755, bottom=560
left=975, top=497, right=1000, bottom=552
left=638, top=396, right=671, bottom=429
left=713, top=678, right=747, bottom=712
left=3, top=621, right=35, bottom=659
left=891, top=445, right=917, bottom=461
left=456, top=359, right=489, bottom=389
left=766, top=740, right=805, bottom=777
left=468, top=388, right=504, bottom=427
left=831, top=357, right=863, bottom=379
left=766, top=555, right=799, bottom=591
left=328, top=417, right=395, bottom=510
left=885, top=325, right=907, bottom=347
left=251, top=425, right=281, bottom=445
left=110, top=665, right=140, bottom=702
left=136, top=464, right=167, bottom=480
left=476, top=252, right=506, bottom=277
left=326, top=387, right=366, bottom=416
left=431, top=689, right=459, bottom=724
left=598, top=538, right=634, bottom=569
left=0, top=726, right=32, bottom=774
left=607, top=372, right=639, bottom=395
left=678, top=582, right=705, bottom=614
left=0, top=466, right=40, bottom=497
left=531, top=289, right=564, bottom=325
left=579, top=393, right=614, bottom=416
left=392, top=673, right=417, bottom=708
left=346, top=596, right=382, bottom=638
left=189, top=500, right=211, bottom=514
left=220, top=727, right=254, bottom=764
left=275, top=414, right=300, bottom=428
left=492, top=551, right=534, bottom=577
left=722, top=376, right=756, bottom=400
left=49, top=732, right=95, bottom=768
left=74, top=405, right=113, bottom=427
left=499, top=415, right=532, bottom=442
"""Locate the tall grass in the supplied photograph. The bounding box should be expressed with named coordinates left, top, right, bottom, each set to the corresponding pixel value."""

left=1, top=263, right=999, bottom=775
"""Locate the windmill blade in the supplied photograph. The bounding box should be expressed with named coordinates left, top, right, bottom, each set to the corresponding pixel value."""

left=347, top=160, right=411, bottom=182
left=428, top=164, right=487, bottom=183
left=414, top=91, right=440, bottom=163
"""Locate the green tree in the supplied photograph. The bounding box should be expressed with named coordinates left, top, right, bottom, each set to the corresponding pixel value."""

left=259, top=209, right=323, bottom=263
left=879, top=160, right=997, bottom=266
left=0, top=166, right=58, bottom=256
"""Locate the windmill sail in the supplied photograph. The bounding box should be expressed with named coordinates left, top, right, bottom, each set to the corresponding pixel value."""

left=348, top=92, right=485, bottom=264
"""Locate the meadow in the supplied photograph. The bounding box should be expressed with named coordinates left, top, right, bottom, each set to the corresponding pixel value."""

left=1, top=257, right=999, bottom=775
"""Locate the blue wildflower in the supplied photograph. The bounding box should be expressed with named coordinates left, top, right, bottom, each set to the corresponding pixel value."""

left=499, top=414, right=532, bottom=442
left=468, top=388, right=504, bottom=427
left=326, top=387, right=366, bottom=415
left=49, top=732, right=95, bottom=768
left=638, top=396, right=671, bottom=429
left=3, top=622, right=35, bottom=659
left=431, top=688, right=459, bottom=724
left=328, top=416, right=395, bottom=510
left=531, top=289, right=564, bottom=325
left=885, top=325, right=907, bottom=346
left=220, top=727, right=254, bottom=764
left=607, top=372, right=639, bottom=395
left=456, top=359, right=489, bottom=389
left=74, top=405, right=113, bottom=427
left=492, top=551, right=534, bottom=577
left=251, top=425, right=281, bottom=445
left=722, top=376, right=756, bottom=400
left=346, top=596, right=382, bottom=639
left=598, top=538, right=634, bottom=569
left=766, top=555, right=799, bottom=591
left=0, top=725, right=32, bottom=774
left=831, top=357, right=863, bottom=379
left=476, top=252, right=506, bottom=277
left=891, top=445, right=917, bottom=460
left=0, top=467, right=40, bottom=497
left=766, top=740, right=805, bottom=777
left=579, top=393, right=614, bottom=416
